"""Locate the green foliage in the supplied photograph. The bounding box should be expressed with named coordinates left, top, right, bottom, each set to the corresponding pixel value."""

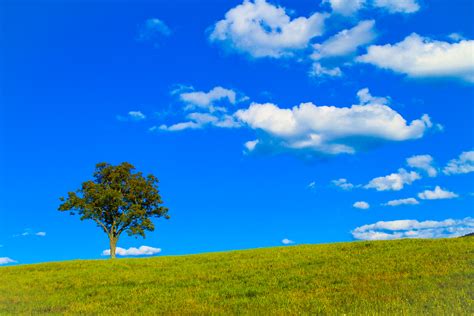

left=58, top=162, right=169, bottom=257
left=0, top=238, right=472, bottom=314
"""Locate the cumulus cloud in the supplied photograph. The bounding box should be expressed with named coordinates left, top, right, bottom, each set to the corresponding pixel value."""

left=129, top=111, right=146, bottom=120
left=281, top=238, right=295, bottom=245
left=356, top=88, right=389, bottom=105
left=418, top=186, right=459, bottom=200
left=448, top=33, right=466, bottom=42
left=358, top=33, right=474, bottom=82
left=324, top=0, right=419, bottom=15
left=14, top=230, right=47, bottom=238
left=353, top=201, right=370, bottom=209
left=373, top=0, right=419, bottom=13
left=309, top=20, right=376, bottom=78
left=332, top=178, right=354, bottom=190
left=384, top=197, right=419, bottom=206
left=209, top=0, right=327, bottom=58
left=312, top=20, right=376, bottom=61
left=235, top=88, right=433, bottom=155
left=137, top=18, right=171, bottom=45
left=352, top=217, right=473, bottom=240
left=407, top=154, right=437, bottom=177
left=244, top=139, right=259, bottom=152
left=443, top=150, right=474, bottom=175
left=324, top=0, right=365, bottom=16
left=309, top=63, right=342, bottom=78
left=157, top=86, right=244, bottom=132
left=179, top=86, right=237, bottom=112
left=0, top=257, right=16, bottom=265
left=158, top=88, right=434, bottom=156
left=117, top=111, right=146, bottom=122
left=158, top=112, right=240, bottom=132
left=102, top=246, right=162, bottom=257
left=365, top=168, right=421, bottom=191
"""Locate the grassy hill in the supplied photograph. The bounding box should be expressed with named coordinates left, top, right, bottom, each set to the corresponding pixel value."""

left=1, top=238, right=473, bottom=314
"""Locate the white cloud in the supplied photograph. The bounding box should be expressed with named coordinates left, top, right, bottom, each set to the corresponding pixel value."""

left=309, top=20, right=376, bottom=79
left=373, top=0, right=419, bottom=13
left=307, top=181, right=316, bottom=190
left=13, top=230, right=47, bottom=238
left=448, top=33, right=466, bottom=42
left=281, top=238, right=294, bottom=245
left=244, top=139, right=259, bottom=152
left=332, top=178, right=354, bottom=190
left=356, top=88, right=389, bottom=105
left=406, top=154, right=437, bottom=177
left=209, top=0, right=327, bottom=58
left=353, top=201, right=370, bottom=209
left=365, top=168, right=421, bottom=191
left=158, top=112, right=240, bottom=132
left=0, top=257, right=16, bottom=265
left=358, top=33, right=474, bottom=82
left=159, top=88, right=434, bottom=156
left=137, top=18, right=171, bottom=43
left=312, top=20, right=376, bottom=60
left=443, top=151, right=474, bottom=175
left=324, top=0, right=365, bottom=16
left=170, top=84, right=194, bottom=96
left=102, top=246, right=162, bottom=257
left=324, top=0, right=419, bottom=15
left=156, top=121, right=199, bottom=132
left=179, top=86, right=237, bottom=111
left=128, top=111, right=146, bottom=120
left=117, top=111, right=146, bottom=122
left=309, top=63, right=342, bottom=78
left=418, top=186, right=459, bottom=200
left=352, top=217, right=474, bottom=240
left=235, top=89, right=433, bottom=155
left=384, top=197, right=419, bottom=206
left=158, top=86, right=243, bottom=132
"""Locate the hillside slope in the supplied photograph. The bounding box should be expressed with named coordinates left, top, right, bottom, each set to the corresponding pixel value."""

left=1, top=238, right=473, bottom=314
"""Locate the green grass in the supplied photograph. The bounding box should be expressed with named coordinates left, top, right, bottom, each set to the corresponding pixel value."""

left=1, top=238, right=473, bottom=314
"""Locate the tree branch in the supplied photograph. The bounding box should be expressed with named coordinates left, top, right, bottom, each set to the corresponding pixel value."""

left=116, top=222, right=130, bottom=236
left=92, top=217, right=109, bottom=234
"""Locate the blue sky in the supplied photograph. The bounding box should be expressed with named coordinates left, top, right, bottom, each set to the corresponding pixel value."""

left=0, top=0, right=473, bottom=265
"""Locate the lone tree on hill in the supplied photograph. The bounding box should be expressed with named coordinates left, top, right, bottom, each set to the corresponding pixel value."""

left=59, top=162, right=169, bottom=259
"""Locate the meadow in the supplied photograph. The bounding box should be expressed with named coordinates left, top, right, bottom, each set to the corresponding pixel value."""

left=0, top=238, right=473, bottom=314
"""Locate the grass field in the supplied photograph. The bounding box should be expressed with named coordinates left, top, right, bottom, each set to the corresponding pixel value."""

left=1, top=238, right=473, bottom=314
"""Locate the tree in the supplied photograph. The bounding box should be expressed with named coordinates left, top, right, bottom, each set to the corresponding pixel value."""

left=58, top=162, right=169, bottom=259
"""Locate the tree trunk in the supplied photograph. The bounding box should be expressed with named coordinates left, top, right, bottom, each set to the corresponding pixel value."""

left=109, top=236, right=118, bottom=259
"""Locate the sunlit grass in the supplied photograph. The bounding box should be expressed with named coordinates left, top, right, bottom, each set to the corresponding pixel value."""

left=1, top=238, right=473, bottom=314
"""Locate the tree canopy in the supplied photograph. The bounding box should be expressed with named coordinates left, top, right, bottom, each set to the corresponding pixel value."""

left=58, top=162, right=169, bottom=258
